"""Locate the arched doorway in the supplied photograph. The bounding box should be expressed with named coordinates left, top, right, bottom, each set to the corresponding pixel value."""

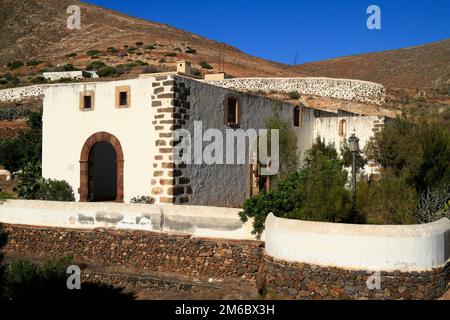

left=80, top=132, right=124, bottom=202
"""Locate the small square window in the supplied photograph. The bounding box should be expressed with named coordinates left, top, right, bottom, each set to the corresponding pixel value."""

left=115, top=85, right=131, bottom=108
left=79, top=91, right=95, bottom=111
left=83, top=96, right=92, bottom=110
left=119, top=92, right=128, bottom=106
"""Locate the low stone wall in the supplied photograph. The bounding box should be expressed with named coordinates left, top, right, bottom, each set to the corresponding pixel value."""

left=262, top=256, right=449, bottom=300
left=205, top=77, right=386, bottom=105
left=2, top=224, right=449, bottom=300
left=3, top=224, right=263, bottom=280
left=0, top=85, right=45, bottom=102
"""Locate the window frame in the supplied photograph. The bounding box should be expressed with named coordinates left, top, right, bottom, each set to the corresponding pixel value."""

left=223, top=95, right=241, bottom=128
left=79, top=90, right=95, bottom=111
left=115, top=85, right=131, bottom=109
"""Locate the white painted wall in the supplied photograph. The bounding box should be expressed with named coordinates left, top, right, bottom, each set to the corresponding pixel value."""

left=180, top=77, right=301, bottom=207
left=314, top=115, right=383, bottom=175
left=265, top=213, right=450, bottom=271
left=42, top=78, right=159, bottom=202
left=0, top=200, right=257, bottom=241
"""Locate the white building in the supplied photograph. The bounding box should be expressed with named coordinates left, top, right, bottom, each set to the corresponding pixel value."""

left=42, top=71, right=388, bottom=207
left=43, top=70, right=99, bottom=82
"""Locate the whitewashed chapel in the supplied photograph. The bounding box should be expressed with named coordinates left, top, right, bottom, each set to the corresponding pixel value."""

left=41, top=62, right=388, bottom=207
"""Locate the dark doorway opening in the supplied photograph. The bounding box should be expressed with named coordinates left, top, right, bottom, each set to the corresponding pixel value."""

left=88, top=141, right=117, bottom=202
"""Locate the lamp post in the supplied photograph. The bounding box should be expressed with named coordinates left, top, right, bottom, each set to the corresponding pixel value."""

left=348, top=133, right=360, bottom=219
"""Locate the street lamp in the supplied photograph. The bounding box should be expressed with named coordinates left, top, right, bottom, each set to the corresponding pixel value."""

left=348, top=132, right=360, bottom=220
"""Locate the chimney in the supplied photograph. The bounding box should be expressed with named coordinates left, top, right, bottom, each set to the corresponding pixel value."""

left=177, top=61, right=192, bottom=75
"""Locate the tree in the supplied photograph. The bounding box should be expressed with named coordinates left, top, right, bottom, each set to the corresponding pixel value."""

left=266, top=108, right=299, bottom=186
left=240, top=138, right=359, bottom=236
left=0, top=110, right=42, bottom=172
left=367, top=108, right=450, bottom=194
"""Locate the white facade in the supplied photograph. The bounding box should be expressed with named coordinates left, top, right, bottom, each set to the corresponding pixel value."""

left=42, top=73, right=387, bottom=207
left=42, top=78, right=158, bottom=202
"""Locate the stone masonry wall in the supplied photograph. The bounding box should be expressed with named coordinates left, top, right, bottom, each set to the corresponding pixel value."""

left=262, top=256, right=449, bottom=300
left=2, top=224, right=449, bottom=300
left=205, top=77, right=386, bottom=105
left=0, top=85, right=45, bottom=102
left=3, top=224, right=263, bottom=280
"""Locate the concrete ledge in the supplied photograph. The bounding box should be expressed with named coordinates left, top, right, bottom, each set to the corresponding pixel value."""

left=265, top=213, right=450, bottom=272
left=0, top=200, right=256, bottom=241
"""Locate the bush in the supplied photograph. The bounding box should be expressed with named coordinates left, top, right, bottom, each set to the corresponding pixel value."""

left=86, top=49, right=101, bottom=57
left=165, top=52, right=177, bottom=57
left=141, top=65, right=161, bottom=74
left=0, top=107, right=32, bottom=121
left=26, top=60, right=43, bottom=67
left=199, top=61, right=213, bottom=69
left=31, top=76, right=48, bottom=84
left=17, top=163, right=42, bottom=200
left=36, top=179, right=75, bottom=202
left=106, top=47, right=118, bottom=54
left=240, top=138, right=357, bottom=236
left=65, top=53, right=77, bottom=58
left=367, top=107, right=450, bottom=194
left=266, top=109, right=299, bottom=186
left=0, top=110, right=42, bottom=172
left=127, top=47, right=138, bottom=54
left=413, top=185, right=450, bottom=223
left=145, top=44, right=156, bottom=50
left=135, top=41, right=144, bottom=46
left=131, top=196, right=155, bottom=204
left=185, top=47, right=197, bottom=54
left=97, top=66, right=117, bottom=77
left=86, top=61, right=106, bottom=71
left=7, top=61, right=24, bottom=70
left=288, top=91, right=301, bottom=99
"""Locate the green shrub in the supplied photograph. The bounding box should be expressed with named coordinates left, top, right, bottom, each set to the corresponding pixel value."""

left=185, top=47, right=197, bottom=54
left=86, top=49, right=101, bottom=57
left=53, top=64, right=79, bottom=72
left=141, top=65, right=161, bottom=74
left=145, top=44, right=156, bottom=50
left=31, top=76, right=48, bottom=84
left=0, top=107, right=32, bottom=121
left=0, top=192, right=14, bottom=204
left=135, top=41, right=144, bottom=46
left=131, top=196, right=155, bottom=204
left=36, top=179, right=75, bottom=202
left=127, top=47, right=138, bottom=53
left=199, top=61, right=213, bottom=69
left=86, top=61, right=106, bottom=71
left=367, top=107, right=450, bottom=194
left=288, top=91, right=301, bottom=99
left=0, top=79, right=8, bottom=86
left=0, top=110, right=42, bottom=172
left=17, top=163, right=42, bottom=200
left=266, top=110, right=299, bottom=186
left=7, top=61, right=24, bottom=70
left=107, top=47, right=118, bottom=54
left=240, top=138, right=357, bottom=236
left=97, top=66, right=117, bottom=77
left=164, top=52, right=177, bottom=57
left=26, top=60, right=43, bottom=67
left=65, top=53, right=77, bottom=58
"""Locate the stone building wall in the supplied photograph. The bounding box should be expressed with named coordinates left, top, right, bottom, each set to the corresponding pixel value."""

left=205, top=77, right=386, bottom=105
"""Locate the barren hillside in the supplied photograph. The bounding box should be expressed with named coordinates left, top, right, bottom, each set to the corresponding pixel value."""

left=293, top=39, right=450, bottom=90
left=0, top=0, right=298, bottom=77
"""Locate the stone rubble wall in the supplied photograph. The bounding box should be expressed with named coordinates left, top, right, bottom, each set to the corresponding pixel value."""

left=0, top=85, right=46, bottom=102
left=205, top=77, right=386, bottom=105
left=3, top=224, right=449, bottom=300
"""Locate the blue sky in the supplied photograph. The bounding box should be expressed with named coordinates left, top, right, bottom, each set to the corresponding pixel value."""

left=84, top=0, right=450, bottom=64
